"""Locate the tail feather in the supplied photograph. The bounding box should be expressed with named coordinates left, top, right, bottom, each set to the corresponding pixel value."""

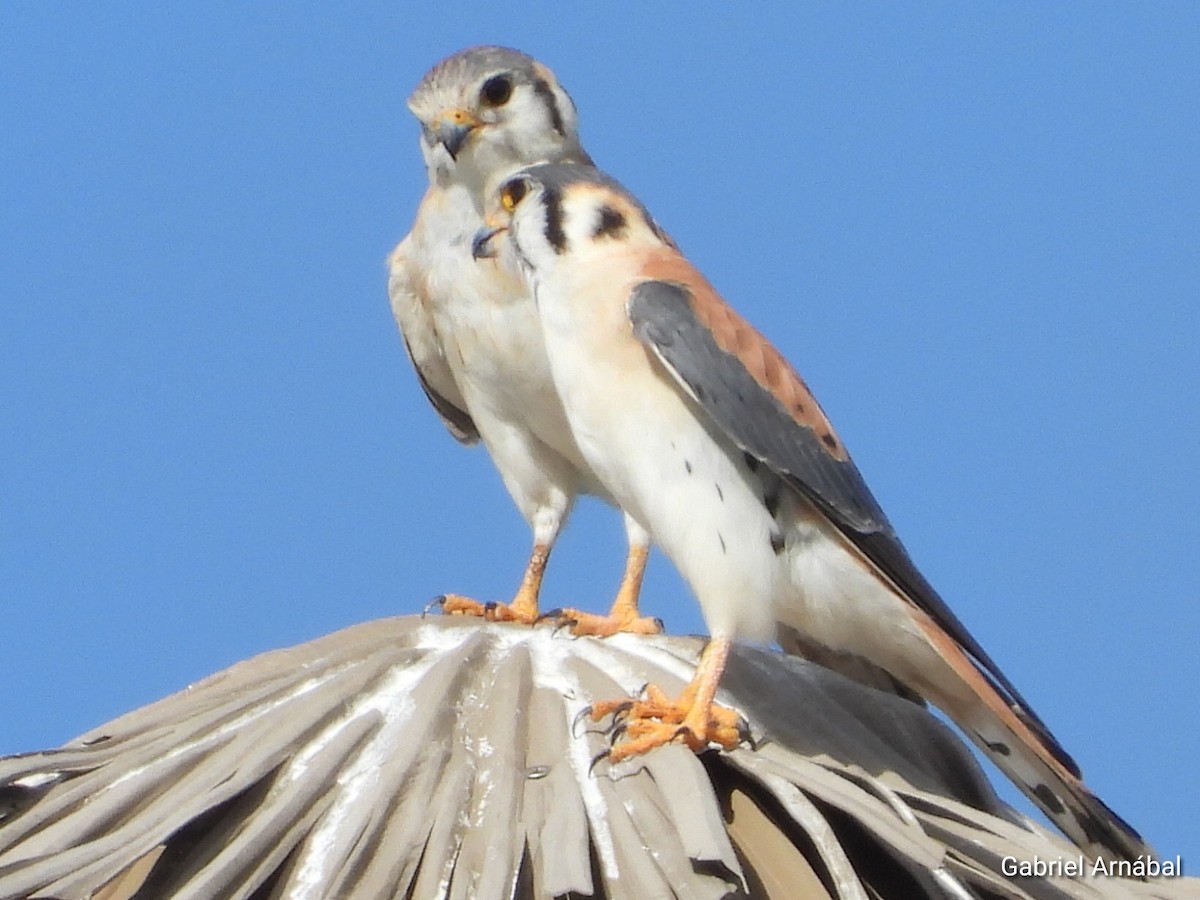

left=957, top=698, right=1149, bottom=863
left=913, top=611, right=1149, bottom=862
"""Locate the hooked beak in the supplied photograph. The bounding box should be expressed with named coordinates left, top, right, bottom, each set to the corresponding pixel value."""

left=471, top=223, right=505, bottom=260
left=430, top=108, right=479, bottom=160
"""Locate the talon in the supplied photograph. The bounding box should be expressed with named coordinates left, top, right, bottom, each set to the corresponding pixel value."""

left=581, top=722, right=619, bottom=739
left=572, top=706, right=620, bottom=739
left=552, top=618, right=579, bottom=639
left=422, top=595, right=448, bottom=617
left=587, top=638, right=742, bottom=763
left=572, top=705, right=594, bottom=736
left=537, top=607, right=589, bottom=638
left=671, top=723, right=704, bottom=752
left=553, top=623, right=573, bottom=639
left=588, top=699, right=633, bottom=723
left=606, top=701, right=635, bottom=724
left=588, top=748, right=610, bottom=775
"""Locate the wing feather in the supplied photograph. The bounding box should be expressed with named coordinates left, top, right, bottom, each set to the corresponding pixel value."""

left=387, top=237, right=479, bottom=444
left=627, top=275, right=1076, bottom=774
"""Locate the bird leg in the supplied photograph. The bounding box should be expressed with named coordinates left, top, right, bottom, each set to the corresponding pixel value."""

left=548, top=542, right=662, bottom=637
left=590, top=636, right=744, bottom=762
left=439, top=540, right=548, bottom=625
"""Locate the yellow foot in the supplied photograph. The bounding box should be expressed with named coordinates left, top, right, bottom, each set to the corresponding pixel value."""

left=589, top=684, right=746, bottom=763
left=544, top=606, right=663, bottom=637
left=433, top=593, right=539, bottom=626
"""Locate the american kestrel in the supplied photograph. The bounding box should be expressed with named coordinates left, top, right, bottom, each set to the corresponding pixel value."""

left=472, top=164, right=1148, bottom=862
left=389, top=47, right=658, bottom=635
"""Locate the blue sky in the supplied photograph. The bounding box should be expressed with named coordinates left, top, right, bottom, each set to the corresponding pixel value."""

left=3, top=4, right=1196, bottom=862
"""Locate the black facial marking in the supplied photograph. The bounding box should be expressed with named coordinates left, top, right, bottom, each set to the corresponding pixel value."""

left=718, top=532, right=727, bottom=554
left=542, top=185, right=567, bottom=253
left=684, top=459, right=693, bottom=475
left=592, top=205, right=627, bottom=240
left=481, top=74, right=514, bottom=107
left=531, top=77, right=565, bottom=134
left=1033, top=784, right=1065, bottom=815
left=770, top=532, right=785, bottom=555
left=715, top=483, right=724, bottom=502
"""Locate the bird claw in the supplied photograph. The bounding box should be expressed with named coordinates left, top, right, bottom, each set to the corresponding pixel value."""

left=609, top=721, right=629, bottom=745
left=584, top=684, right=747, bottom=764
left=431, top=593, right=540, bottom=625
left=539, top=608, right=582, bottom=638
left=588, top=747, right=612, bottom=775
left=549, top=607, right=664, bottom=638
left=572, top=703, right=623, bottom=738
left=422, top=595, right=448, bottom=617
left=553, top=621, right=576, bottom=639
left=590, top=698, right=635, bottom=724
left=607, top=720, right=704, bottom=762
left=434, top=593, right=490, bottom=618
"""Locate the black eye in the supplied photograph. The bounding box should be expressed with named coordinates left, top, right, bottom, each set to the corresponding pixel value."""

left=481, top=74, right=514, bottom=107
left=501, top=177, right=528, bottom=212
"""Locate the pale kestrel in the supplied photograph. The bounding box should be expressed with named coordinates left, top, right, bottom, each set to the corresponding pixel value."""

left=472, top=163, right=1148, bottom=862
left=389, top=48, right=657, bottom=635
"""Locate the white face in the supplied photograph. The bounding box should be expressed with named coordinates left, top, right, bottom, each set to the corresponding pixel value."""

left=495, top=171, right=666, bottom=284
left=473, top=75, right=572, bottom=170
left=492, top=176, right=560, bottom=281
left=410, top=66, right=582, bottom=192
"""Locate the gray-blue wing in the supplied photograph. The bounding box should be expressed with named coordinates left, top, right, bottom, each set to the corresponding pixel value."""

left=627, top=278, right=1076, bottom=773
left=387, top=237, right=479, bottom=444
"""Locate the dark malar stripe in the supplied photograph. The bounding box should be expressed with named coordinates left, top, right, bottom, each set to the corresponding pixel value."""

left=542, top=185, right=567, bottom=253
left=532, top=78, right=565, bottom=135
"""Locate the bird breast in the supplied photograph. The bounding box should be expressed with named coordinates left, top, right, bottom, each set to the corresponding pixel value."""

left=534, top=267, right=786, bottom=641
left=411, top=184, right=592, bottom=481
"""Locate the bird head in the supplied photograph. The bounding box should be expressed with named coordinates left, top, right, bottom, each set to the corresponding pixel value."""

left=473, top=164, right=671, bottom=283
left=408, top=47, right=591, bottom=193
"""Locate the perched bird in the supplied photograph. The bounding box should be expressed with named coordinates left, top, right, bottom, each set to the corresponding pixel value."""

left=389, top=47, right=658, bottom=635
left=472, top=163, right=1149, bottom=862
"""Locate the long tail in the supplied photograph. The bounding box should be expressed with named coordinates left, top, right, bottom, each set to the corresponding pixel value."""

left=915, top=612, right=1149, bottom=862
